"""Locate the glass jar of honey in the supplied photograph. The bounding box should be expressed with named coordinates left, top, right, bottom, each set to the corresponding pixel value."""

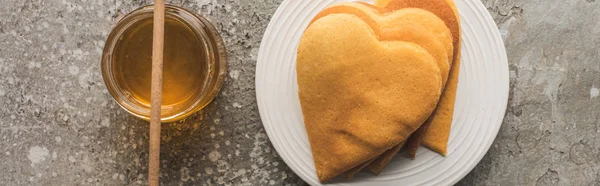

left=102, top=5, right=226, bottom=122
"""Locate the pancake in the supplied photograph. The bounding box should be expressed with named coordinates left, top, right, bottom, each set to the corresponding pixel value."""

left=311, top=2, right=454, bottom=173
left=297, top=13, right=442, bottom=182
left=422, top=0, right=461, bottom=155
left=375, top=0, right=462, bottom=157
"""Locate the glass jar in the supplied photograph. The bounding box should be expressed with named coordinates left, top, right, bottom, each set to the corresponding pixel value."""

left=101, top=5, right=226, bottom=122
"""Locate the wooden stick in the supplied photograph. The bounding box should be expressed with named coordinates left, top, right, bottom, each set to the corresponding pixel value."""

left=149, top=0, right=164, bottom=186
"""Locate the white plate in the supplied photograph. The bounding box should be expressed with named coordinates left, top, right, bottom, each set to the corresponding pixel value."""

left=255, top=0, right=509, bottom=185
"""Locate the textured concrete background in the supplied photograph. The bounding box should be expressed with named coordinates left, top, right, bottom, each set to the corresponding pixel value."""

left=0, top=0, right=598, bottom=185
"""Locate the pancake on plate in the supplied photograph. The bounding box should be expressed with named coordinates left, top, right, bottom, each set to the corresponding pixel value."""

left=374, top=0, right=462, bottom=161
left=297, top=13, right=442, bottom=182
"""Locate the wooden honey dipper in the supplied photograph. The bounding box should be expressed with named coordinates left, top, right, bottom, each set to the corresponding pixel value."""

left=149, top=0, right=164, bottom=185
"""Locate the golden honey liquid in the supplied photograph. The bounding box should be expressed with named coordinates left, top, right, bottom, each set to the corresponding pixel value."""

left=112, top=16, right=207, bottom=109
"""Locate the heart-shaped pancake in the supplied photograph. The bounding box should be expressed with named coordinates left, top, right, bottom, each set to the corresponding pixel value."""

left=420, top=0, right=462, bottom=157
left=308, top=2, right=454, bottom=178
left=297, top=13, right=442, bottom=182
left=372, top=0, right=461, bottom=169
left=375, top=0, right=461, bottom=157
left=309, top=2, right=457, bottom=175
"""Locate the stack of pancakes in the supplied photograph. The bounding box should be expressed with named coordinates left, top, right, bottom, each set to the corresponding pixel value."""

left=296, top=0, right=461, bottom=182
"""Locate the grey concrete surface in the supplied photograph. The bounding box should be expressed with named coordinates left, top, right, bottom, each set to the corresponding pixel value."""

left=0, top=0, right=598, bottom=185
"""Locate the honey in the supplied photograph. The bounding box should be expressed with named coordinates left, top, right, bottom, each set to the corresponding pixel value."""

left=102, top=5, right=226, bottom=122
left=113, top=17, right=207, bottom=107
